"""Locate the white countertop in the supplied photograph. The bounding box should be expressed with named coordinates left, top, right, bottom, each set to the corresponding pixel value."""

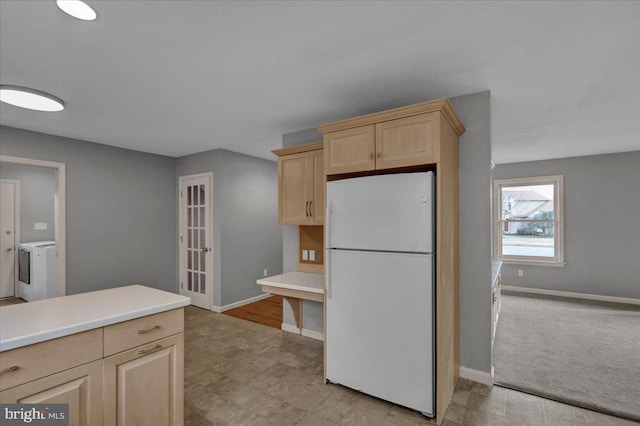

left=257, top=272, right=324, bottom=294
left=0, top=285, right=190, bottom=352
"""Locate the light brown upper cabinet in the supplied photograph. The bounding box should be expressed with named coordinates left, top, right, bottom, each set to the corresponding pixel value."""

left=273, top=142, right=324, bottom=225
left=323, top=125, right=375, bottom=175
left=318, top=99, right=465, bottom=176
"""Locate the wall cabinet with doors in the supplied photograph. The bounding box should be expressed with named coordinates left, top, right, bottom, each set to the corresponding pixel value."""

left=317, top=98, right=465, bottom=425
left=322, top=105, right=461, bottom=176
left=273, top=142, right=324, bottom=226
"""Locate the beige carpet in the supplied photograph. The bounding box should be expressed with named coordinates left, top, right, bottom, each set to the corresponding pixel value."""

left=493, top=292, right=640, bottom=422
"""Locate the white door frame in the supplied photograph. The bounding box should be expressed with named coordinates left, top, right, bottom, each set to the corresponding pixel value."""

left=178, top=172, right=214, bottom=309
left=0, top=155, right=66, bottom=297
left=0, top=179, right=20, bottom=297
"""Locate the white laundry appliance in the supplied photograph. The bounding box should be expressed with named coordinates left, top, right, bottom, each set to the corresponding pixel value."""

left=325, top=171, right=436, bottom=417
left=18, top=241, right=56, bottom=301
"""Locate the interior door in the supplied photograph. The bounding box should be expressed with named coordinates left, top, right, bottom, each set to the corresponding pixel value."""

left=0, top=180, right=17, bottom=298
left=179, top=174, right=212, bottom=309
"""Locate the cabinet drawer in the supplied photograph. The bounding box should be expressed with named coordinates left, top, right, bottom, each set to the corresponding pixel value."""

left=104, top=309, right=183, bottom=356
left=0, top=328, right=103, bottom=391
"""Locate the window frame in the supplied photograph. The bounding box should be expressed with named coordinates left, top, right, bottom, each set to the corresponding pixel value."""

left=493, top=175, right=565, bottom=267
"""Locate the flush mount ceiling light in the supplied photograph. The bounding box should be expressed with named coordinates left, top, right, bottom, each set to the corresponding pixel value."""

left=56, top=0, right=97, bottom=21
left=0, top=85, right=65, bottom=112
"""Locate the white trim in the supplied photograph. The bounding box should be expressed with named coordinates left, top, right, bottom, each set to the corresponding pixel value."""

left=0, top=155, right=66, bottom=297
left=178, top=172, right=214, bottom=310
left=0, top=179, right=20, bottom=298
left=301, top=328, right=324, bottom=341
left=211, top=293, right=271, bottom=313
left=502, top=285, right=640, bottom=306
left=281, top=323, right=301, bottom=334
left=459, top=366, right=494, bottom=386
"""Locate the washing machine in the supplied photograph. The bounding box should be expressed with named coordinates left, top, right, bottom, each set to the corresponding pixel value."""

left=18, top=241, right=56, bottom=301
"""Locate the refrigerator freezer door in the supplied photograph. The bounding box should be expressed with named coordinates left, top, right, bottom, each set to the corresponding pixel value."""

left=326, top=249, right=434, bottom=416
left=326, top=172, right=433, bottom=253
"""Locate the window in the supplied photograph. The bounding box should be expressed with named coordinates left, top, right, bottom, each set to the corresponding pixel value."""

left=493, top=175, right=564, bottom=266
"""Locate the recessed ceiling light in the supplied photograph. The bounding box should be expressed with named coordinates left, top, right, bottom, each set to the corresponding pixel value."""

left=0, top=86, right=65, bottom=112
left=56, top=0, right=97, bottom=21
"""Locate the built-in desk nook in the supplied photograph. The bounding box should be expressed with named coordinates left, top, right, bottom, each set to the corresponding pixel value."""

left=257, top=272, right=324, bottom=340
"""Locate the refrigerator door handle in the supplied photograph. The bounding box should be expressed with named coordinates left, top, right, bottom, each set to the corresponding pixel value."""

left=326, top=200, right=332, bottom=298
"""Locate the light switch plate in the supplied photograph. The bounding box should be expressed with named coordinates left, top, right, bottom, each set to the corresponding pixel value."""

left=34, top=223, right=48, bottom=231
left=302, top=250, right=308, bottom=261
left=309, top=250, right=315, bottom=261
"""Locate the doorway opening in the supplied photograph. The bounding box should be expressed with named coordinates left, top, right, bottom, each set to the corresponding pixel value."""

left=0, top=155, right=66, bottom=298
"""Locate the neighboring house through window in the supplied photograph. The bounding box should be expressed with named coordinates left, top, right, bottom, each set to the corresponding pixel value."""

left=493, top=175, right=564, bottom=266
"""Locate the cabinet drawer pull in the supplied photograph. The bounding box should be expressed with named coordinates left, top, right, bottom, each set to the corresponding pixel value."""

left=1, top=365, right=20, bottom=374
left=137, top=325, right=161, bottom=334
left=376, top=152, right=381, bottom=159
left=305, top=201, right=310, bottom=217
left=370, top=153, right=374, bottom=159
left=137, top=344, right=163, bottom=355
left=309, top=201, right=313, bottom=217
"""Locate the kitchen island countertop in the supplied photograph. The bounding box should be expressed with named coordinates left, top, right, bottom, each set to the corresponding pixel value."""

left=0, top=285, right=190, bottom=352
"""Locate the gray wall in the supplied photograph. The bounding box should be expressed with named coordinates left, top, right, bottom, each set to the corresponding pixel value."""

left=493, top=151, right=640, bottom=299
left=176, top=149, right=282, bottom=307
left=451, top=91, right=493, bottom=374
left=0, top=163, right=55, bottom=242
left=0, top=126, right=177, bottom=295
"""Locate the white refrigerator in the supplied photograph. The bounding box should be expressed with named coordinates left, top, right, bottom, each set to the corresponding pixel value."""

left=325, top=171, right=435, bottom=417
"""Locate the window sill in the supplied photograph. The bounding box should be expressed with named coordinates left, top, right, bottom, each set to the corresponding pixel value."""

left=496, top=258, right=566, bottom=268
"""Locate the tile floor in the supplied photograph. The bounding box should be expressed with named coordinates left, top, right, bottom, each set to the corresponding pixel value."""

left=0, top=297, right=26, bottom=307
left=183, top=306, right=638, bottom=426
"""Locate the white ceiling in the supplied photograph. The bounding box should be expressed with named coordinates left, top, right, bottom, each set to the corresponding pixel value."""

left=1, top=1, right=638, bottom=163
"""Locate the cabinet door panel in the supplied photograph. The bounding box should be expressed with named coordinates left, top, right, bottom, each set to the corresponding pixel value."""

left=0, top=359, right=103, bottom=426
left=278, top=153, right=309, bottom=225
left=310, top=149, right=325, bottom=224
left=104, top=334, right=183, bottom=426
left=324, top=125, right=375, bottom=175
left=375, top=113, right=439, bottom=168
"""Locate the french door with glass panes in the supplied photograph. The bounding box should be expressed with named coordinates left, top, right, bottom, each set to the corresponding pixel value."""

left=179, top=173, right=212, bottom=309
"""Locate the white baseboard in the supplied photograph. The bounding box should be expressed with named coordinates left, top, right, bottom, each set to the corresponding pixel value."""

left=211, top=293, right=272, bottom=313
left=502, top=285, right=640, bottom=306
left=301, top=328, right=324, bottom=341
left=281, top=323, right=301, bottom=334
left=459, top=366, right=493, bottom=386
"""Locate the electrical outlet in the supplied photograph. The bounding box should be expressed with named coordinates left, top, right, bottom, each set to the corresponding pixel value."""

left=309, top=250, right=315, bottom=261
left=263, top=269, right=268, bottom=277
left=518, top=269, right=524, bottom=277
left=302, top=250, right=308, bottom=261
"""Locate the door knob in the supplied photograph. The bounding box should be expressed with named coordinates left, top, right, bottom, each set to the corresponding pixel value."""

left=6, top=247, right=12, bottom=252
left=201, top=247, right=209, bottom=253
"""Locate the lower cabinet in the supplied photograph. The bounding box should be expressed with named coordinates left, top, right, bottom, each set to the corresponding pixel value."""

left=0, top=359, right=103, bottom=426
left=0, top=308, right=185, bottom=426
left=103, top=334, right=184, bottom=426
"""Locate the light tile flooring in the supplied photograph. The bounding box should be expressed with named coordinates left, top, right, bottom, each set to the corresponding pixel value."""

left=0, top=297, right=26, bottom=307
left=184, top=306, right=638, bottom=426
